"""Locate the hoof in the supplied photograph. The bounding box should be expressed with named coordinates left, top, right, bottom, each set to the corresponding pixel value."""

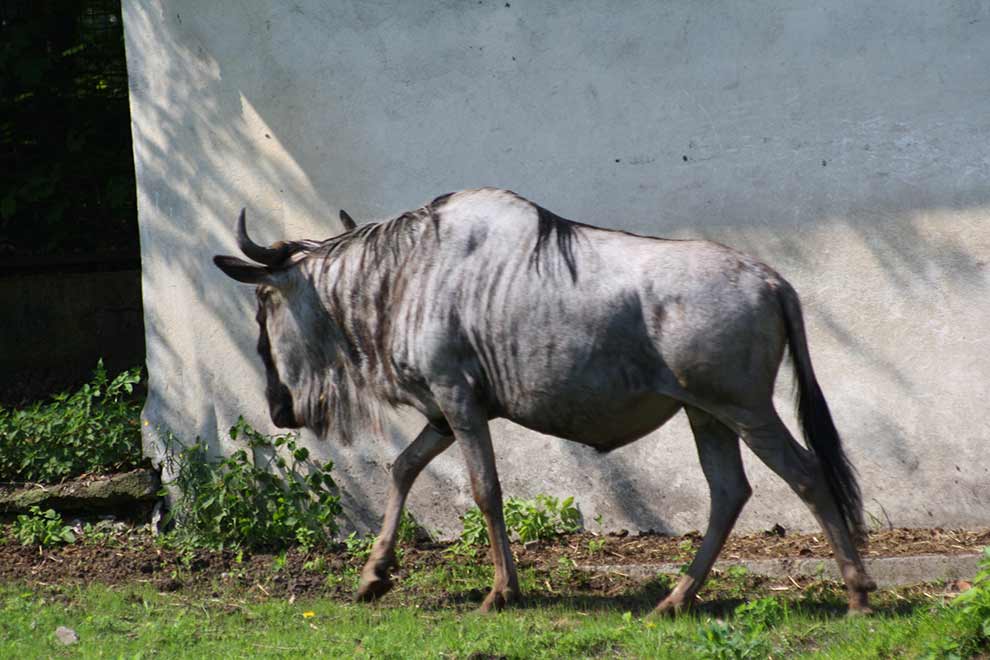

left=478, top=588, right=518, bottom=613
left=355, top=576, right=393, bottom=602
left=846, top=605, right=874, bottom=617
left=650, top=595, right=694, bottom=618
left=847, top=589, right=874, bottom=615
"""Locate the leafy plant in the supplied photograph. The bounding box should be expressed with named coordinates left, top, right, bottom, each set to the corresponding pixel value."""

left=587, top=537, right=606, bottom=556
left=342, top=511, right=424, bottom=564
left=450, top=494, right=582, bottom=556
left=325, top=565, right=361, bottom=591
left=505, top=494, right=581, bottom=543
left=163, top=417, right=342, bottom=551
left=555, top=556, right=577, bottom=582
left=0, top=361, right=143, bottom=483
left=709, top=564, right=754, bottom=599
left=344, top=532, right=373, bottom=562
left=734, top=596, right=785, bottom=631
left=922, top=635, right=966, bottom=660
left=303, top=556, right=328, bottom=573
left=693, top=618, right=769, bottom=660
left=12, top=506, right=76, bottom=547
left=948, top=546, right=990, bottom=655
left=397, top=510, right=425, bottom=544
left=454, top=507, right=489, bottom=555
left=79, top=521, right=121, bottom=546
left=693, top=598, right=784, bottom=659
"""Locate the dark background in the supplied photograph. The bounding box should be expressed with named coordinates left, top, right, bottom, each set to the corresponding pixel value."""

left=0, top=0, right=143, bottom=405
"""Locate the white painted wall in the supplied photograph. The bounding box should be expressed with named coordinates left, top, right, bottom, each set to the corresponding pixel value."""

left=124, top=1, right=990, bottom=537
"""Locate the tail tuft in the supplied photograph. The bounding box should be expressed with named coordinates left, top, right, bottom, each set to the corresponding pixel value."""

left=779, top=285, right=865, bottom=541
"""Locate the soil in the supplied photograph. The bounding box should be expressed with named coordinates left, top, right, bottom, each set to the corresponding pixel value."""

left=550, top=526, right=990, bottom=564
left=1, top=525, right=986, bottom=603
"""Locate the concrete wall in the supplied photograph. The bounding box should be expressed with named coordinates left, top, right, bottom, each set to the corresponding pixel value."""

left=123, top=1, right=990, bottom=538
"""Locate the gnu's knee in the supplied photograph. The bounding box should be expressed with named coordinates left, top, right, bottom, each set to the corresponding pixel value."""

left=390, top=456, right=417, bottom=491
left=713, top=482, right=751, bottom=510
left=428, top=418, right=454, bottom=437
left=469, top=478, right=502, bottom=514
left=792, top=477, right=814, bottom=501
left=788, top=455, right=824, bottom=500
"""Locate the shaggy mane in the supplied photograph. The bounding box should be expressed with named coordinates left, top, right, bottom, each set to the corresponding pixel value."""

left=277, top=200, right=446, bottom=443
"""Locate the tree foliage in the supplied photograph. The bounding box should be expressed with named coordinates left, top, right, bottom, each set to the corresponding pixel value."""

left=0, top=0, right=137, bottom=258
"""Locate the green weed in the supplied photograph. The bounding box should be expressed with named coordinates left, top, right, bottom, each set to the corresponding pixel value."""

left=344, top=531, right=373, bottom=562
left=505, top=494, right=581, bottom=542
left=397, top=509, right=425, bottom=544
left=343, top=510, right=423, bottom=565
left=555, top=555, right=577, bottom=582
left=12, top=505, right=76, bottom=547
left=587, top=536, right=607, bottom=556
left=942, top=546, right=990, bottom=657
left=734, top=596, right=785, bottom=631
left=450, top=494, right=582, bottom=556
left=693, top=597, right=785, bottom=659
left=162, top=417, right=342, bottom=551
left=0, top=361, right=143, bottom=483
left=694, top=617, right=770, bottom=659
left=303, top=556, right=327, bottom=573
left=708, top=564, right=755, bottom=599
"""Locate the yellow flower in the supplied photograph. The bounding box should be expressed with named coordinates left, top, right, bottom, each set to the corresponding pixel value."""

left=302, top=611, right=316, bottom=618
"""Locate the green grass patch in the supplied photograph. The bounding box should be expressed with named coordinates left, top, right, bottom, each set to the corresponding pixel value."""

left=0, top=581, right=976, bottom=659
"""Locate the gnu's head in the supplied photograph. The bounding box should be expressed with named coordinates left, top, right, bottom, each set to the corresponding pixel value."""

left=213, top=209, right=315, bottom=430
left=214, top=207, right=374, bottom=442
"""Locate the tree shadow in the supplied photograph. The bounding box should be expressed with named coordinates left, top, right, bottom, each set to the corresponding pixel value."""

left=520, top=579, right=673, bottom=616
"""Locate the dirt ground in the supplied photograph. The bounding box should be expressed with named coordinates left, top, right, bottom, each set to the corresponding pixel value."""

left=1, top=525, right=986, bottom=602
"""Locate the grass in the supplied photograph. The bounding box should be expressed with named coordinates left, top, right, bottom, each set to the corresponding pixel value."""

left=2, top=366, right=983, bottom=656
left=0, top=573, right=973, bottom=659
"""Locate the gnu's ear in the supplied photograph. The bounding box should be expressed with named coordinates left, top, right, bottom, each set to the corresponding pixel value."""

left=213, top=255, right=272, bottom=284
left=339, top=209, right=356, bottom=231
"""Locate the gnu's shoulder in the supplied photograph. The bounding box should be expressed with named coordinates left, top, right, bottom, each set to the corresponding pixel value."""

left=431, top=188, right=536, bottom=220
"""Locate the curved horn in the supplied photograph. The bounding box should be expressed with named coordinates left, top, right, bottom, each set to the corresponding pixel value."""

left=339, top=209, right=356, bottom=231
left=236, top=209, right=284, bottom=265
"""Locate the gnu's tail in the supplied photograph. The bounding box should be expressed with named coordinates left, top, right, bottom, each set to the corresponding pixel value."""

left=778, top=284, right=865, bottom=541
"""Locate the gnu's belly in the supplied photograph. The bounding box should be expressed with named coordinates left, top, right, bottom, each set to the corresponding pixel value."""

left=504, top=393, right=682, bottom=453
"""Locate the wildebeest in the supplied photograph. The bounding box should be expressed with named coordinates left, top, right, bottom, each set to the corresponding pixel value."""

left=213, top=188, right=875, bottom=615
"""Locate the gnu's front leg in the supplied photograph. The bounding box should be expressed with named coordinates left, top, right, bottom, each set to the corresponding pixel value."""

left=356, top=424, right=454, bottom=602
left=432, top=386, right=518, bottom=612
left=458, top=420, right=519, bottom=611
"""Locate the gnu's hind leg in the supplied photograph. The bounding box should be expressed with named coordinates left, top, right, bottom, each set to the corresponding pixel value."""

left=741, top=412, right=875, bottom=613
left=654, top=407, right=751, bottom=616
